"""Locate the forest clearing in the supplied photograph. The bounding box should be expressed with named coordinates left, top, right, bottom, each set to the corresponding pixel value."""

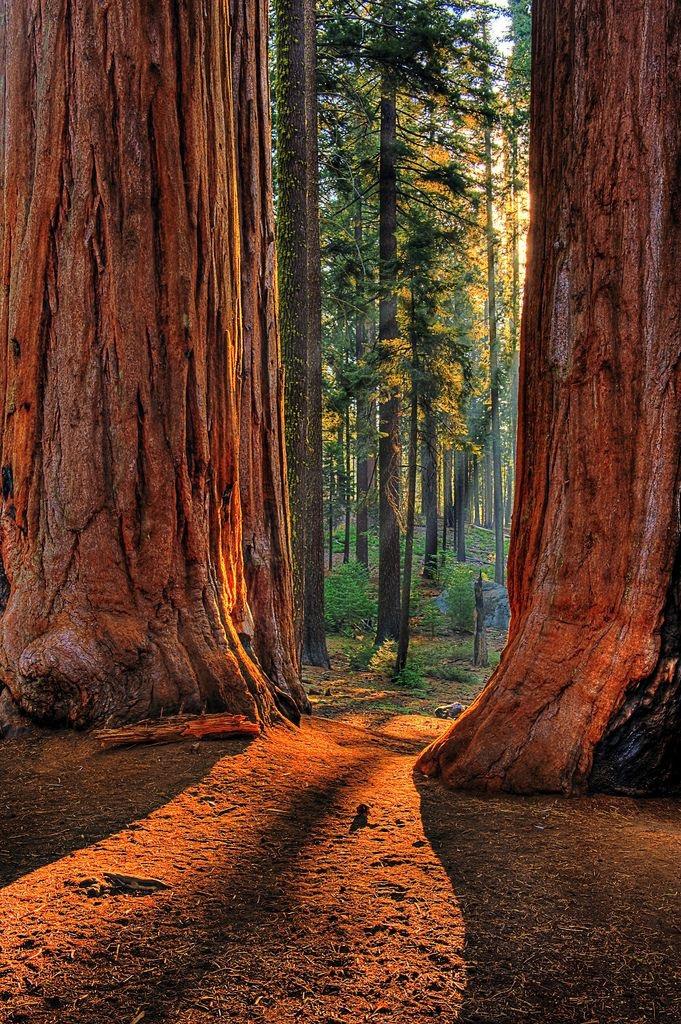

left=0, top=0, right=680, bottom=1020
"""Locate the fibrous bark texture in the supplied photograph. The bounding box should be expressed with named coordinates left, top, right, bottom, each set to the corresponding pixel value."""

left=231, top=0, right=308, bottom=717
left=0, top=0, right=296, bottom=729
left=417, top=0, right=681, bottom=794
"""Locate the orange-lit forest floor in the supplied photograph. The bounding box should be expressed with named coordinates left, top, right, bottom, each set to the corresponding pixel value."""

left=1, top=688, right=680, bottom=1022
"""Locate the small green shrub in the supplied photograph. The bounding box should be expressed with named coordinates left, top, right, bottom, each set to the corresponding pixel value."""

left=420, top=602, right=445, bottom=637
left=441, top=665, right=479, bottom=686
left=324, top=561, right=376, bottom=635
left=349, top=642, right=374, bottom=672
left=369, top=639, right=397, bottom=679
left=395, top=661, right=425, bottom=691
left=441, top=561, right=476, bottom=632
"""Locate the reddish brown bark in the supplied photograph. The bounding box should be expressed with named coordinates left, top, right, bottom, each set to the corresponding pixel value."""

left=231, top=0, right=308, bottom=718
left=0, top=1, right=292, bottom=729
left=417, top=0, right=681, bottom=794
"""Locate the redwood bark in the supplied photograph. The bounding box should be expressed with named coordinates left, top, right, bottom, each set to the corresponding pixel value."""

left=0, top=0, right=289, bottom=729
left=231, top=0, right=308, bottom=716
left=417, top=0, right=681, bottom=794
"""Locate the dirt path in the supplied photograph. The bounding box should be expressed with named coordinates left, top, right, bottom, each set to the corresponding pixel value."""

left=0, top=717, right=679, bottom=1023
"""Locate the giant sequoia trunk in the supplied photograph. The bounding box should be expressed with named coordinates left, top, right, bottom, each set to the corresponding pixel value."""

left=231, top=0, right=308, bottom=716
left=417, top=0, right=681, bottom=794
left=0, top=0, right=296, bottom=730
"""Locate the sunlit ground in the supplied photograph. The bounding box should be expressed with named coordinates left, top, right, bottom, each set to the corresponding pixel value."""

left=0, top=715, right=679, bottom=1022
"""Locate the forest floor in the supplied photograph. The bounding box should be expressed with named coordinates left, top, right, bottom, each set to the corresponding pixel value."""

left=0, top=662, right=680, bottom=1024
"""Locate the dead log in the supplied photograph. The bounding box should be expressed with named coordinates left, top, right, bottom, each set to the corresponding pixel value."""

left=96, top=714, right=260, bottom=749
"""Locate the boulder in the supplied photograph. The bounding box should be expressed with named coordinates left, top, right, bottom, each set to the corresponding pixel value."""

left=481, top=580, right=510, bottom=632
left=435, top=703, right=465, bottom=720
left=434, top=577, right=510, bottom=633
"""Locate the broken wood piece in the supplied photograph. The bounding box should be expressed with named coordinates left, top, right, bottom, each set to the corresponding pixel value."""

left=96, top=713, right=261, bottom=749
left=102, top=872, right=171, bottom=895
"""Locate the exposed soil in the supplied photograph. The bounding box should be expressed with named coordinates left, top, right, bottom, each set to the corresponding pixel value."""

left=0, top=698, right=679, bottom=1023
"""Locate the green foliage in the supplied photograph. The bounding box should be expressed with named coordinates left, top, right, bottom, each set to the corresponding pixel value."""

left=440, top=559, right=480, bottom=633
left=395, top=661, right=426, bottom=691
left=420, top=601, right=445, bottom=637
left=369, top=640, right=397, bottom=679
left=438, top=664, right=478, bottom=686
left=349, top=642, right=375, bottom=672
left=324, top=561, right=376, bottom=635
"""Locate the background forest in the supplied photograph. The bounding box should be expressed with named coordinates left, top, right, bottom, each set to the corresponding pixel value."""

left=274, top=0, right=531, bottom=688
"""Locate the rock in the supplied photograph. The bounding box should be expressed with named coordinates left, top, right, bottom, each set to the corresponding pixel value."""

left=481, top=580, right=510, bottom=631
left=434, top=578, right=510, bottom=632
left=434, top=703, right=464, bottom=720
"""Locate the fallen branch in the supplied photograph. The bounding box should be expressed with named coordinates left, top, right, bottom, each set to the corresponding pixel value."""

left=96, top=713, right=260, bottom=749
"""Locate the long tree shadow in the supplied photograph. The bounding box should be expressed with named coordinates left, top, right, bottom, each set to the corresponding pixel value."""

left=1, top=722, right=468, bottom=1023
left=0, top=731, right=255, bottom=887
left=2, top=741, right=389, bottom=1021
left=417, top=774, right=681, bottom=1023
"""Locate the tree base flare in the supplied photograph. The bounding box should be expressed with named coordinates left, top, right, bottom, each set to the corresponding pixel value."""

left=415, top=611, right=681, bottom=796
left=0, top=610, right=292, bottom=734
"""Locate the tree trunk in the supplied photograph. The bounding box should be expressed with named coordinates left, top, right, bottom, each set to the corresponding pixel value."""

left=442, top=449, right=452, bottom=553
left=396, top=357, right=418, bottom=675
left=343, top=404, right=351, bottom=563
left=231, top=0, right=307, bottom=717
left=455, top=452, right=467, bottom=563
left=472, top=456, right=481, bottom=527
left=274, top=0, right=308, bottom=651
left=0, top=0, right=292, bottom=730
left=328, top=458, right=335, bottom=572
left=301, top=0, right=330, bottom=667
left=422, top=408, right=438, bottom=579
left=376, top=85, right=401, bottom=643
left=482, top=23, right=505, bottom=588
left=355, top=206, right=370, bottom=568
left=507, top=129, right=521, bottom=530
left=445, top=449, right=454, bottom=528
left=417, top=0, right=681, bottom=795
left=483, top=446, right=493, bottom=529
